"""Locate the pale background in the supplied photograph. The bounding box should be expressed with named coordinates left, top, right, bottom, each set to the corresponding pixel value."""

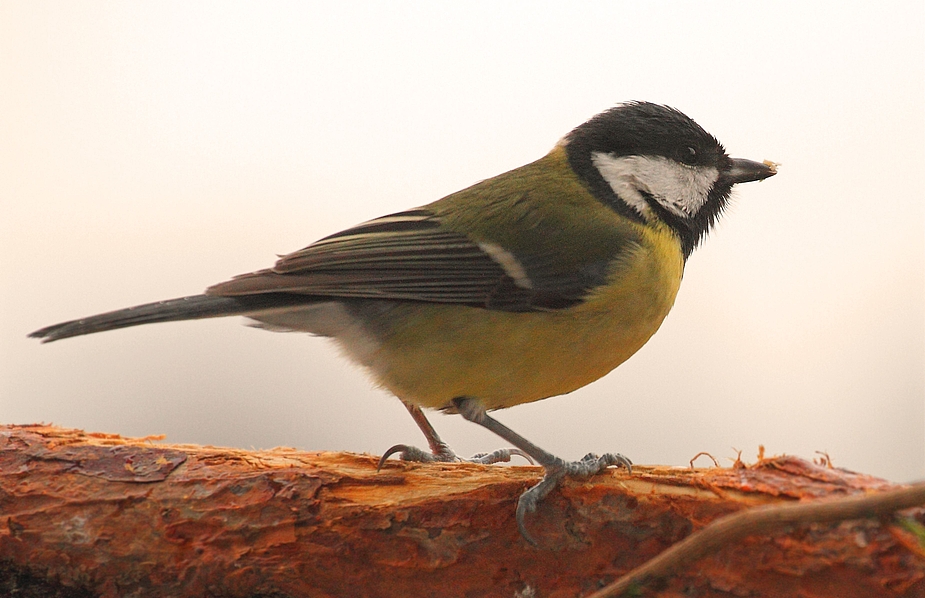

left=2, top=2, right=923, bottom=482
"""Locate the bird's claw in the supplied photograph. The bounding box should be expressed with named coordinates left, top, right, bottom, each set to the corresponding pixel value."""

left=565, top=452, right=633, bottom=476
left=377, top=444, right=533, bottom=471
left=516, top=452, right=633, bottom=546
left=469, top=447, right=535, bottom=465
left=515, top=470, right=564, bottom=545
left=377, top=444, right=444, bottom=470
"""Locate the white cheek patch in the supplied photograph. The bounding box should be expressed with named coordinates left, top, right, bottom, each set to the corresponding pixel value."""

left=592, top=153, right=719, bottom=219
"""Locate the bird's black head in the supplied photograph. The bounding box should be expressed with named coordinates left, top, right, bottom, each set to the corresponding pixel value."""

left=564, top=102, right=775, bottom=257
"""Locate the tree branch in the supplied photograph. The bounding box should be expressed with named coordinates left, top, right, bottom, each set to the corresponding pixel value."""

left=1, top=424, right=923, bottom=598
left=589, top=483, right=925, bottom=597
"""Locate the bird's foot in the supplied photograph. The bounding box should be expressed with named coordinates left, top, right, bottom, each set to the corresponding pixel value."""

left=516, top=452, right=632, bottom=546
left=469, top=447, right=534, bottom=465
left=377, top=443, right=533, bottom=470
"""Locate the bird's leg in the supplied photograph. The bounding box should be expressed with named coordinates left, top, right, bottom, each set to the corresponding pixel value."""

left=378, top=401, right=533, bottom=468
left=401, top=402, right=457, bottom=461
left=452, top=396, right=632, bottom=546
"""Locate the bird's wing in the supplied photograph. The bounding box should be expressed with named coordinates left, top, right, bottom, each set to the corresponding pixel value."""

left=206, top=208, right=622, bottom=312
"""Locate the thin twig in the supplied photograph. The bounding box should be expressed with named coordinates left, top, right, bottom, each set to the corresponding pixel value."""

left=689, top=452, right=719, bottom=468
left=586, top=482, right=925, bottom=598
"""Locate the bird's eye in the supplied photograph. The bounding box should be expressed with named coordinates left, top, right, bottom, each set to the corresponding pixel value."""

left=676, top=146, right=698, bottom=164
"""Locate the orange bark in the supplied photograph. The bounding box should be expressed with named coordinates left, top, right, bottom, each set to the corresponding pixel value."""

left=0, top=424, right=922, bottom=597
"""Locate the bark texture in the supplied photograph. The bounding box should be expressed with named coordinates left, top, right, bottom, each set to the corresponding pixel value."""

left=0, top=424, right=922, bottom=597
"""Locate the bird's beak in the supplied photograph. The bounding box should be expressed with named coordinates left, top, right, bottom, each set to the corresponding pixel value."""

left=722, top=158, right=778, bottom=184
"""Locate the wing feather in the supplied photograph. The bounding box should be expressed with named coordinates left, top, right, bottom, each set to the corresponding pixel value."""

left=207, top=209, right=606, bottom=311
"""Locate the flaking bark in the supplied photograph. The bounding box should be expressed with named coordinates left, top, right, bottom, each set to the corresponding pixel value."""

left=0, top=424, right=922, bottom=597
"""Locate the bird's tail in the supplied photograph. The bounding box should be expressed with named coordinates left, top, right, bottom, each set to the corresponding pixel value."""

left=29, top=293, right=313, bottom=343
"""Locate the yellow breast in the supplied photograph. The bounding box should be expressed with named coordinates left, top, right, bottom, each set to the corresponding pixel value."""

left=366, top=221, right=684, bottom=410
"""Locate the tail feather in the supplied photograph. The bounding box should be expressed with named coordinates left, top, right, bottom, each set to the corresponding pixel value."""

left=29, top=293, right=314, bottom=343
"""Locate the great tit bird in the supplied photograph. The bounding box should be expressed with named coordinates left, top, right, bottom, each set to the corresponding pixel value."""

left=30, top=101, right=776, bottom=544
